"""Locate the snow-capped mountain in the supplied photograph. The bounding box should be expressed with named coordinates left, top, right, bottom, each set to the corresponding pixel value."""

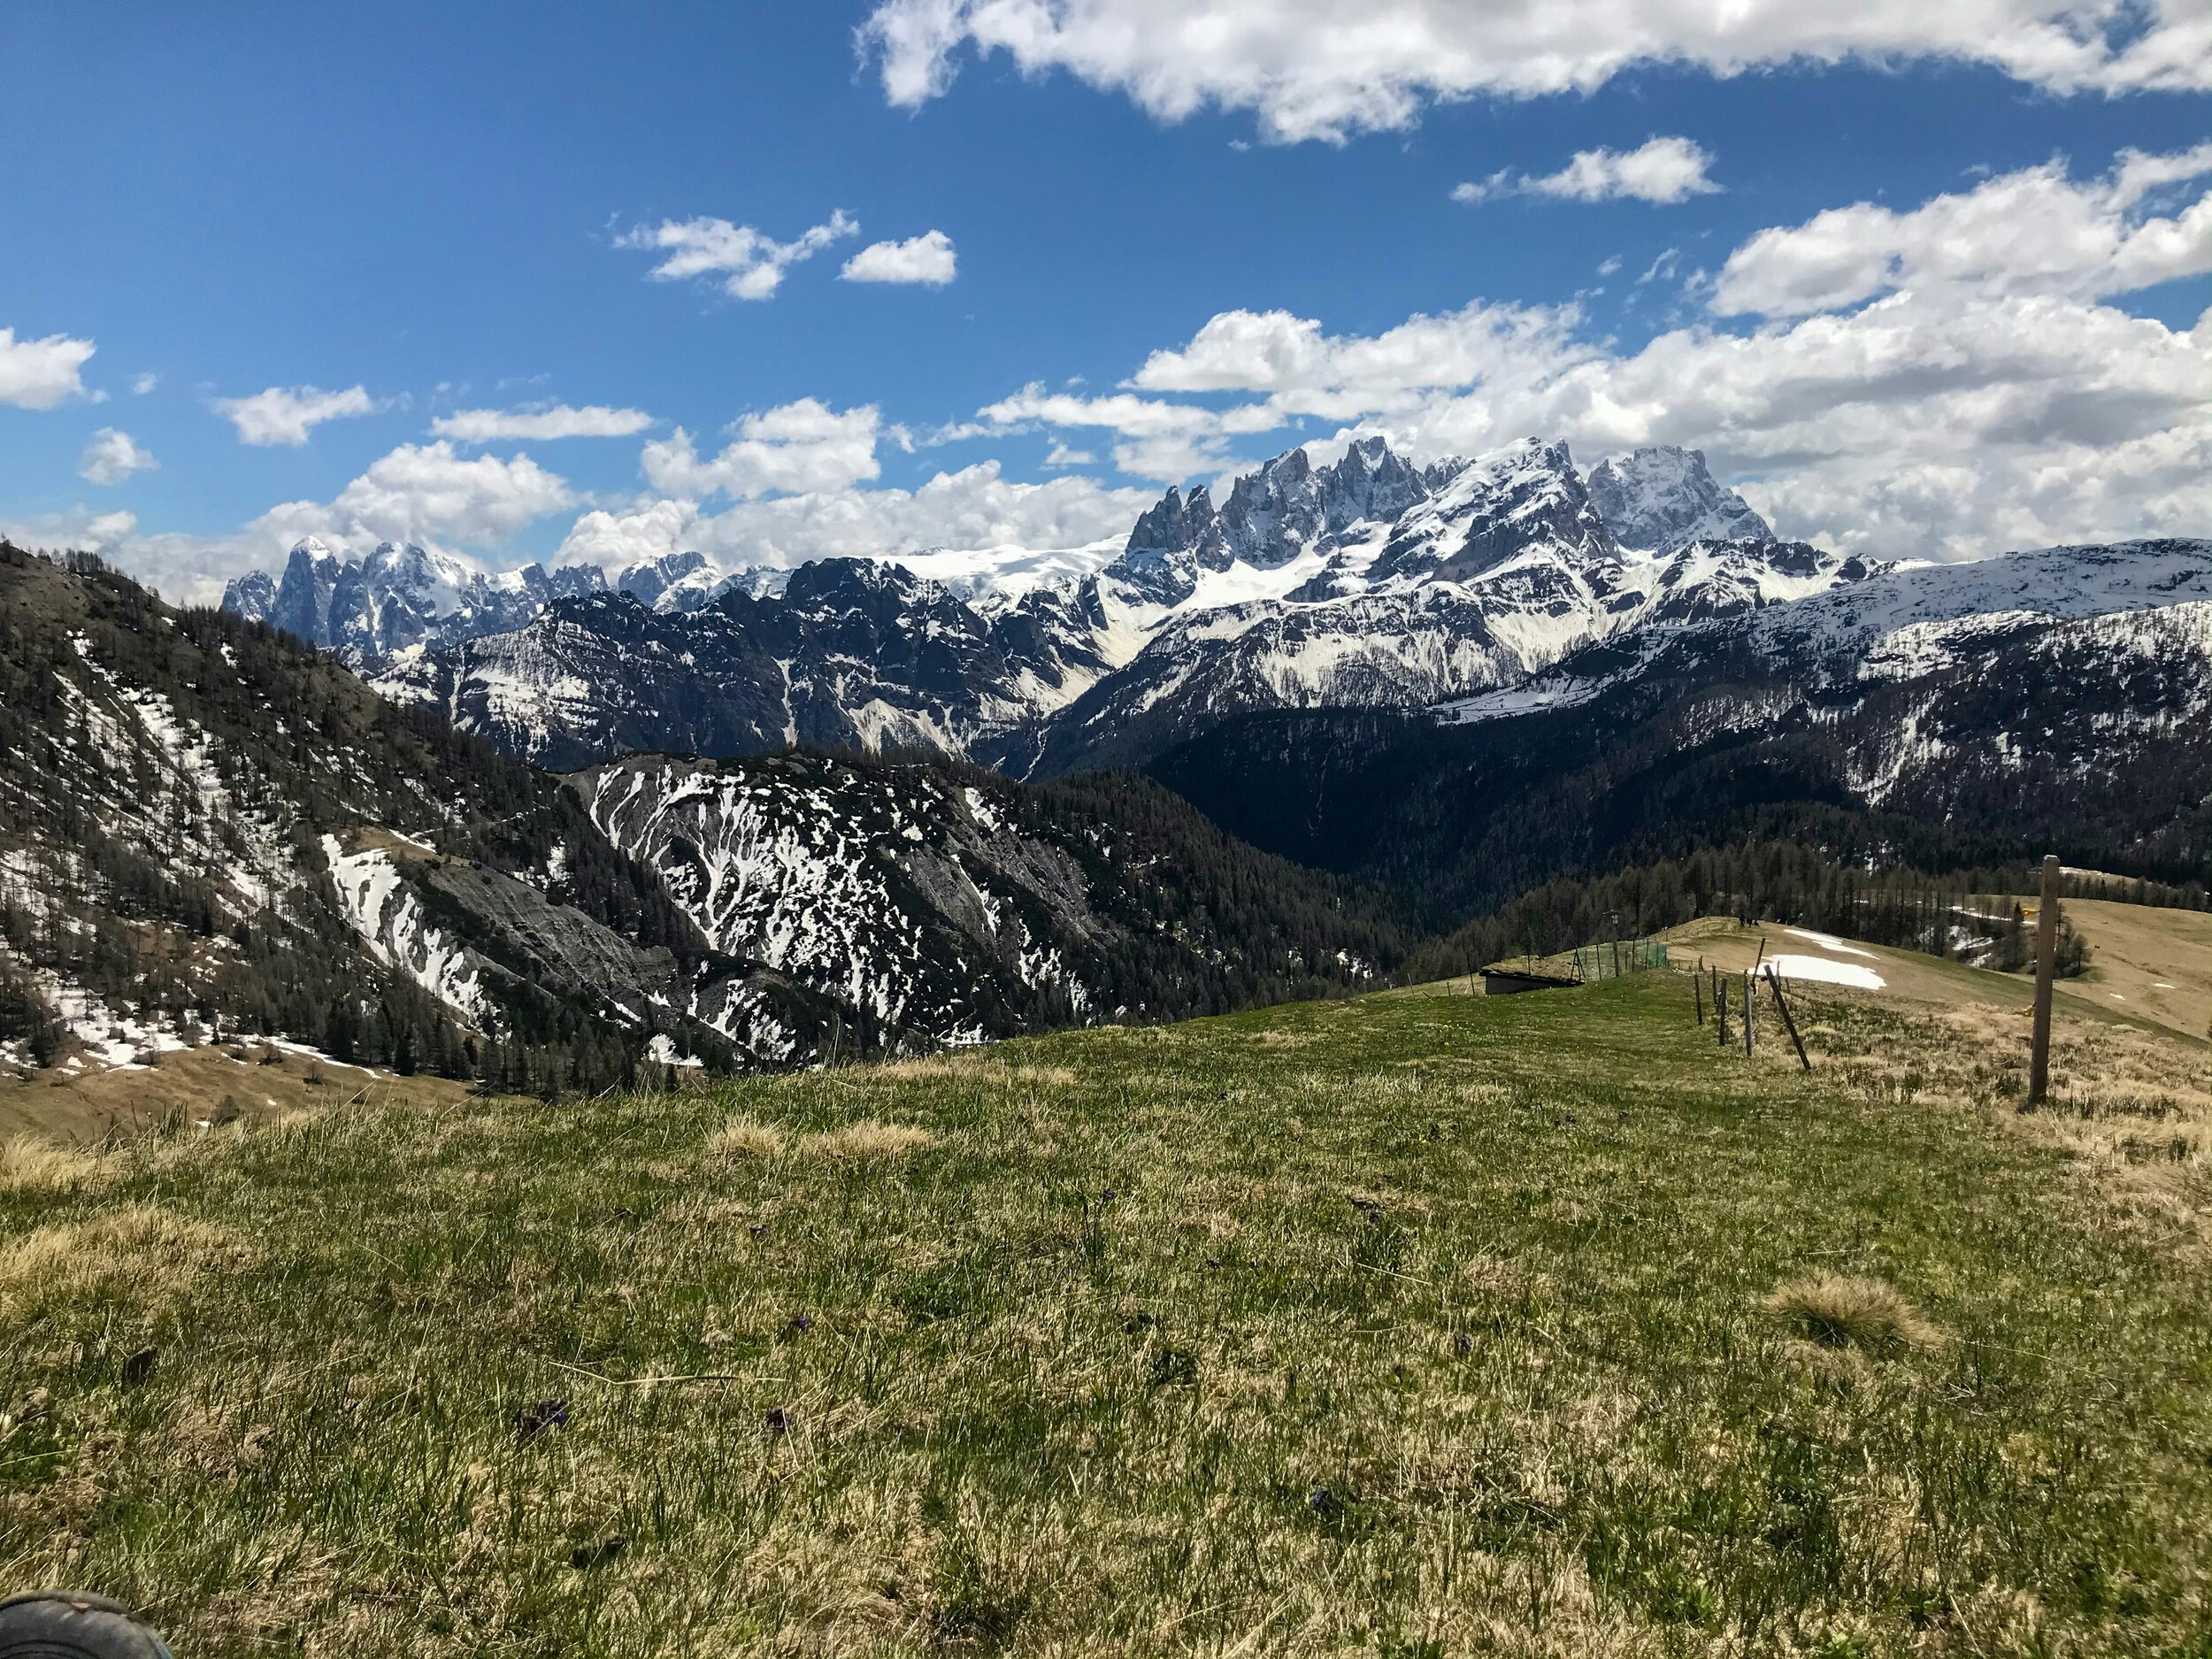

left=359, top=437, right=1883, bottom=775
left=222, top=537, right=609, bottom=663
left=1439, top=537, right=2212, bottom=726
left=1587, top=447, right=1773, bottom=554
left=1143, top=535, right=2212, bottom=917
left=373, top=558, right=1125, bottom=772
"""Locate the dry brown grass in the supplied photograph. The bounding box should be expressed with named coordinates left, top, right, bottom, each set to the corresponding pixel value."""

left=707, top=1117, right=787, bottom=1160
left=872, top=1055, right=1077, bottom=1087
left=0, top=1135, right=108, bottom=1194
left=0, top=1204, right=246, bottom=1320
left=808, top=1120, right=938, bottom=1159
left=1764, top=1272, right=1944, bottom=1356
left=1816, top=997, right=2212, bottom=1246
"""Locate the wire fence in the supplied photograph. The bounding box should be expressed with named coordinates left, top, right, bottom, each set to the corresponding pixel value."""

left=1569, top=939, right=1671, bottom=981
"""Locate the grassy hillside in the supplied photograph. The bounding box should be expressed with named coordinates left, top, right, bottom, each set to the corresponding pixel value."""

left=4, top=975, right=2209, bottom=1655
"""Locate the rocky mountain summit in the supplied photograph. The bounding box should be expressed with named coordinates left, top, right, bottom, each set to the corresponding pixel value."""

left=1587, top=446, right=1773, bottom=553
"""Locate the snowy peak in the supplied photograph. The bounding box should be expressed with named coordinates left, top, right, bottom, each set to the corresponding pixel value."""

left=223, top=536, right=605, bottom=662
left=1371, top=437, right=1615, bottom=586
left=1588, top=446, right=1773, bottom=554
left=1106, top=436, right=1446, bottom=607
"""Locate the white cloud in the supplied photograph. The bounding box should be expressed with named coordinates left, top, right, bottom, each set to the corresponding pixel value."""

left=617, top=211, right=859, bottom=300
left=1455, top=137, right=1720, bottom=205
left=253, top=441, right=576, bottom=551
left=77, top=428, right=158, bottom=487
left=641, top=399, right=885, bottom=499
left=213, top=383, right=382, bottom=446
left=431, top=403, right=658, bottom=442
left=84, top=510, right=137, bottom=547
left=1043, top=441, right=1095, bottom=466
left=841, top=228, right=960, bottom=286
left=130, top=373, right=158, bottom=396
left=974, top=382, right=1291, bottom=479
left=974, top=157, right=2212, bottom=558
left=859, top=0, right=2212, bottom=143
left=1712, top=144, right=2212, bottom=317
left=557, top=459, right=1148, bottom=574
left=0, top=326, right=96, bottom=409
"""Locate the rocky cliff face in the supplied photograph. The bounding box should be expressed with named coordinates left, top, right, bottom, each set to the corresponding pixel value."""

left=1586, top=447, right=1773, bottom=553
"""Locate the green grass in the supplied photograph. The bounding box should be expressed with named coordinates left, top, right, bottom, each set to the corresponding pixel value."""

left=5, top=977, right=2211, bottom=1655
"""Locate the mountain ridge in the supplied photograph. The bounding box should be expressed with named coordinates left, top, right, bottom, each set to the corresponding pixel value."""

left=274, top=437, right=1870, bottom=776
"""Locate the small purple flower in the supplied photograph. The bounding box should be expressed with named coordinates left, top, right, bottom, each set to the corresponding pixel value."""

left=1310, top=1487, right=1338, bottom=1517
left=787, top=1313, right=811, bottom=1335
left=1102, top=1187, right=1118, bottom=1202
left=764, top=1405, right=792, bottom=1436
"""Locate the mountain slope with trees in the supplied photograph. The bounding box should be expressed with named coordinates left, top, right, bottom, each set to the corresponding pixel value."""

left=0, top=545, right=1409, bottom=1088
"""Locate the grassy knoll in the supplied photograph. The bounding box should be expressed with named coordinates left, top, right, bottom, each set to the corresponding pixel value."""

left=4, top=976, right=2210, bottom=1655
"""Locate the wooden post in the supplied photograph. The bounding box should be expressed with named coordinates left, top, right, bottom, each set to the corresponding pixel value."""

left=1715, top=967, right=1727, bottom=1044
left=2027, top=853, right=2061, bottom=1109
left=1743, top=973, right=1754, bottom=1058
left=1694, top=972, right=1705, bottom=1025
left=1766, top=969, right=1811, bottom=1072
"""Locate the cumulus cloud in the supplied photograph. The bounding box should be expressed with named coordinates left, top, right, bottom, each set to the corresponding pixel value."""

left=1455, top=138, right=1721, bottom=205
left=1712, top=143, right=2212, bottom=316
left=971, top=153, right=2212, bottom=558
left=431, top=403, right=657, bottom=442
left=641, top=399, right=885, bottom=499
left=130, top=373, right=158, bottom=396
left=0, top=326, right=96, bottom=409
left=841, top=228, right=959, bottom=285
left=252, top=441, right=576, bottom=551
left=213, top=383, right=382, bottom=446
left=974, top=382, right=1291, bottom=480
left=617, top=211, right=859, bottom=300
left=77, top=428, right=158, bottom=487
left=557, top=459, right=1148, bottom=574
left=858, top=0, right=2212, bottom=143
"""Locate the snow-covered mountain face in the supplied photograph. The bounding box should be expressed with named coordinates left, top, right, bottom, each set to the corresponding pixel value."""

left=1586, top=447, right=1773, bottom=554
left=570, top=752, right=1392, bottom=1052
left=1440, top=538, right=2212, bottom=726
left=373, top=558, right=1124, bottom=772
left=221, top=537, right=609, bottom=664
left=1145, top=536, right=2212, bottom=920
left=365, top=437, right=1885, bottom=775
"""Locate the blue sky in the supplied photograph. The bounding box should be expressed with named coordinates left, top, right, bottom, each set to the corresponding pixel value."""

left=2, top=0, right=2208, bottom=595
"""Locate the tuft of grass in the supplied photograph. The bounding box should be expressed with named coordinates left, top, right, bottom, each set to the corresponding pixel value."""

left=808, top=1119, right=938, bottom=1159
left=706, top=1117, right=786, bottom=1160
left=1765, top=1271, right=1944, bottom=1356
left=0, top=1134, right=107, bottom=1194
left=0, top=1203, right=243, bottom=1318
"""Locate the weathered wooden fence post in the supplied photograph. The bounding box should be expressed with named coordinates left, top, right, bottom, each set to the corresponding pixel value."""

left=1765, top=969, right=1812, bottom=1072
left=1694, top=971, right=1705, bottom=1025
left=2027, top=853, right=2061, bottom=1109
left=1743, top=973, right=1754, bottom=1058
